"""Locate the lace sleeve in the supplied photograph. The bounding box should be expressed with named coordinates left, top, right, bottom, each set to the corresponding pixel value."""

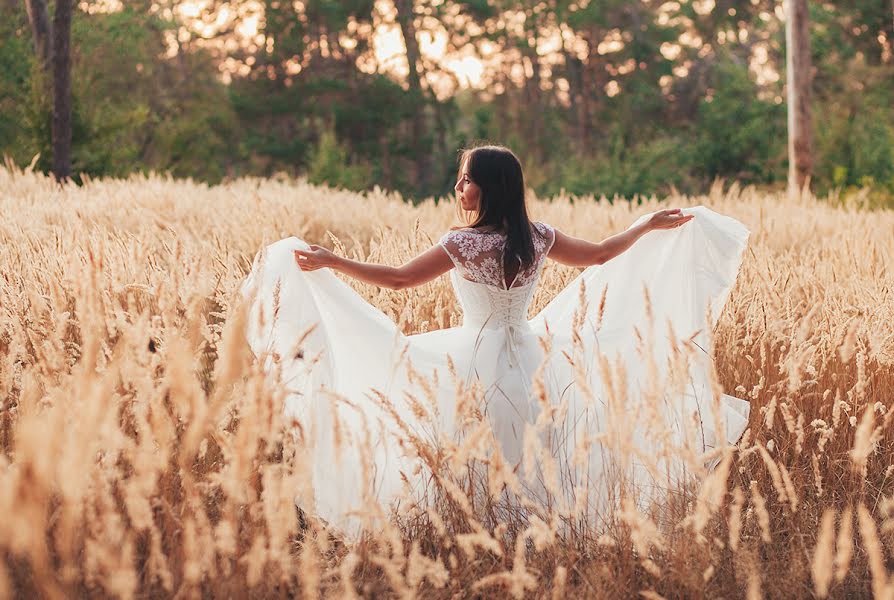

left=533, top=222, right=556, bottom=256
left=437, top=229, right=505, bottom=287
left=438, top=231, right=462, bottom=268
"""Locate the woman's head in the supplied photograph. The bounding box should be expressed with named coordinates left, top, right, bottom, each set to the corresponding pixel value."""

left=454, top=145, right=526, bottom=221
left=453, top=144, right=537, bottom=273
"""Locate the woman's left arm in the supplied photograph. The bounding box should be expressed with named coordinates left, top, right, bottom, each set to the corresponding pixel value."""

left=548, top=208, right=694, bottom=267
left=294, top=244, right=454, bottom=290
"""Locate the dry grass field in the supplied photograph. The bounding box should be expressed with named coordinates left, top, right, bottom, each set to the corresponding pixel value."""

left=1, top=160, right=894, bottom=599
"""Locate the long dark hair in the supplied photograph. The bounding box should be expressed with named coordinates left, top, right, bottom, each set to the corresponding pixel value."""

left=455, top=144, right=540, bottom=275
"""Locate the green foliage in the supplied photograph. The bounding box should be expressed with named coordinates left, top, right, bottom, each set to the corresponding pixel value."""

left=691, top=56, right=786, bottom=185
left=70, top=7, right=238, bottom=181
left=0, top=9, right=40, bottom=165
left=2, top=4, right=237, bottom=182
left=813, top=57, right=894, bottom=196
left=307, top=126, right=374, bottom=190
left=542, top=133, right=696, bottom=200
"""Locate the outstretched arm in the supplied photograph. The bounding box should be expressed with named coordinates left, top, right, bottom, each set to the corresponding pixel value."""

left=548, top=208, right=694, bottom=267
left=293, top=244, right=454, bottom=290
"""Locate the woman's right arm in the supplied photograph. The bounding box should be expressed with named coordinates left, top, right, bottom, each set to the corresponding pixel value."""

left=294, top=244, right=453, bottom=290
left=548, top=208, right=693, bottom=267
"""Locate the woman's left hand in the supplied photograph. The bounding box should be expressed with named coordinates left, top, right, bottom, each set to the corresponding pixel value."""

left=294, top=245, right=337, bottom=271
left=648, top=208, right=694, bottom=230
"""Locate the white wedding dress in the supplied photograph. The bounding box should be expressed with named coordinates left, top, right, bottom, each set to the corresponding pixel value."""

left=240, top=206, right=751, bottom=538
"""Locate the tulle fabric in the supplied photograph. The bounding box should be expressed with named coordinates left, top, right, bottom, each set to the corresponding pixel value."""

left=239, top=205, right=751, bottom=539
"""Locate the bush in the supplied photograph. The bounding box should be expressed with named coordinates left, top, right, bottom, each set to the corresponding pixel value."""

left=307, top=126, right=374, bottom=191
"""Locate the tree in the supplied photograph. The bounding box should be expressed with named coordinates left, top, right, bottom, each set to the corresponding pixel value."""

left=52, top=0, right=73, bottom=181
left=23, top=0, right=51, bottom=68
left=394, top=0, right=433, bottom=193
left=23, top=0, right=73, bottom=181
left=785, top=0, right=813, bottom=197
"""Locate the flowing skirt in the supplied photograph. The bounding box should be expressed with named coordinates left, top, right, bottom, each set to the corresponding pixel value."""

left=239, top=206, right=751, bottom=538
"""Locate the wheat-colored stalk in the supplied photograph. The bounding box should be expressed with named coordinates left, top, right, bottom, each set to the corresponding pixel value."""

left=2, top=164, right=894, bottom=597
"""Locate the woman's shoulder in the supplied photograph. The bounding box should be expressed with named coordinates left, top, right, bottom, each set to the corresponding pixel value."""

left=532, top=221, right=555, bottom=236
left=531, top=221, right=556, bottom=255
left=439, top=221, right=554, bottom=242
left=438, top=227, right=502, bottom=250
left=440, top=225, right=500, bottom=241
left=458, top=225, right=503, bottom=234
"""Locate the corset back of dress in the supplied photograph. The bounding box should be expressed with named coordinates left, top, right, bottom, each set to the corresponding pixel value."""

left=451, top=270, right=536, bottom=331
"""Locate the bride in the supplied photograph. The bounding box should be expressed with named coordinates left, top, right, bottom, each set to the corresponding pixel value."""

left=240, top=144, right=750, bottom=539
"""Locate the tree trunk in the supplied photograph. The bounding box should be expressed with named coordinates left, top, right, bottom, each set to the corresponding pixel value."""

left=24, top=0, right=52, bottom=69
left=394, top=0, right=431, bottom=195
left=520, top=31, right=542, bottom=146
left=561, top=51, right=586, bottom=152
left=433, top=100, right=451, bottom=195
left=889, top=0, right=894, bottom=63
left=52, top=0, right=73, bottom=182
left=577, top=25, right=607, bottom=153
left=785, top=0, right=813, bottom=198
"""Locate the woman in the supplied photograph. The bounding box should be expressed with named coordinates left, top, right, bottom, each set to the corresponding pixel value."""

left=240, top=144, right=750, bottom=538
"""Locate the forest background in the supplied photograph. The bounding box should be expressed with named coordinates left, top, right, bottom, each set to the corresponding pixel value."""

left=1, top=0, right=892, bottom=203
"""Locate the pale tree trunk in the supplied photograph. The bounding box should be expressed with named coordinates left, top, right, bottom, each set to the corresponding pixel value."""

left=24, top=0, right=52, bottom=69
left=785, top=0, right=813, bottom=198
left=394, top=0, right=432, bottom=194
left=52, top=0, right=73, bottom=181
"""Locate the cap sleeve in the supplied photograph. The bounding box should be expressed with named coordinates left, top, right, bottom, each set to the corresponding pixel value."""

left=533, top=221, right=556, bottom=255
left=438, top=230, right=462, bottom=268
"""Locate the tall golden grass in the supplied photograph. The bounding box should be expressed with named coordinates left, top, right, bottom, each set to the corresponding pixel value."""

left=1, top=160, right=893, bottom=598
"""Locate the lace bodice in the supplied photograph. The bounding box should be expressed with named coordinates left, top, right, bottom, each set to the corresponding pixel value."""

left=438, top=221, right=556, bottom=290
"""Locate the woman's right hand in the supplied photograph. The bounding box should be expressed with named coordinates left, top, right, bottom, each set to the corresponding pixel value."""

left=648, top=208, right=694, bottom=230
left=294, top=245, right=337, bottom=271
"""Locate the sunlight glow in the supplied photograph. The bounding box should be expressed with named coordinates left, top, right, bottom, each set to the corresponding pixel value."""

left=76, top=0, right=780, bottom=99
left=77, top=0, right=122, bottom=13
